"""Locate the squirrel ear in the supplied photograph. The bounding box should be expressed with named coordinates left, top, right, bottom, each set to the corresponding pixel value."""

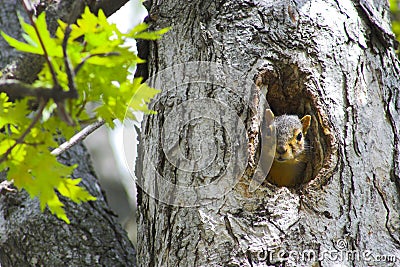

left=300, top=115, right=311, bottom=133
left=264, top=109, right=275, bottom=123
left=262, top=109, right=275, bottom=136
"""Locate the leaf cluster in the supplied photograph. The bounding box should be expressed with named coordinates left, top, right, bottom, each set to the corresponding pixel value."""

left=0, top=7, right=167, bottom=223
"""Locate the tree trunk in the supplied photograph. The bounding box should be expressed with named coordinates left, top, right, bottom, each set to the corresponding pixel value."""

left=137, top=0, right=400, bottom=266
left=0, top=1, right=136, bottom=266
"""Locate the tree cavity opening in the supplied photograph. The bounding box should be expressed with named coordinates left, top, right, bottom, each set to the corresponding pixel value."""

left=255, top=64, right=337, bottom=187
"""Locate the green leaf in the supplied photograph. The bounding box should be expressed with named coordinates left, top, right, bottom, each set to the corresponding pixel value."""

left=128, top=22, right=149, bottom=35
left=0, top=139, right=16, bottom=160
left=94, top=104, right=117, bottom=128
left=133, top=27, right=171, bottom=40
left=393, top=21, right=400, bottom=38
left=45, top=194, right=70, bottom=224
left=9, top=146, right=96, bottom=224
left=0, top=92, right=15, bottom=128
left=1, top=31, right=44, bottom=54
left=129, top=23, right=171, bottom=40
left=58, top=177, right=97, bottom=203
left=128, top=80, right=160, bottom=113
left=2, top=13, right=62, bottom=57
left=34, top=13, right=63, bottom=57
left=390, top=0, right=398, bottom=12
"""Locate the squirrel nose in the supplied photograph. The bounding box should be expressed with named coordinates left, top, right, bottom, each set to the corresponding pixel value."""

left=276, top=146, right=287, bottom=155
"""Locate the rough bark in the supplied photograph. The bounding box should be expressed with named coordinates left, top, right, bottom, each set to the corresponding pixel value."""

left=0, top=1, right=136, bottom=265
left=137, top=0, right=400, bottom=266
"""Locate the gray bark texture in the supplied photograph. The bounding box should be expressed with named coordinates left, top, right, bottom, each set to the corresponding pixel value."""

left=0, top=1, right=136, bottom=266
left=137, top=0, right=400, bottom=266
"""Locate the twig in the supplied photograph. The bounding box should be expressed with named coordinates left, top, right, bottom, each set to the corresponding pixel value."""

left=74, top=52, right=120, bottom=74
left=62, top=25, right=78, bottom=99
left=51, top=120, right=105, bottom=156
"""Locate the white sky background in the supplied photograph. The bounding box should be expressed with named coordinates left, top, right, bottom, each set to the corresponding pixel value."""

left=108, top=0, right=148, bottom=33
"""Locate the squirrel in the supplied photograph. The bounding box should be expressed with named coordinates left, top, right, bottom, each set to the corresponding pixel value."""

left=261, top=110, right=311, bottom=187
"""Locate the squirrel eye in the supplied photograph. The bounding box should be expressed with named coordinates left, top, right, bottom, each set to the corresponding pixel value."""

left=296, top=132, right=302, bottom=141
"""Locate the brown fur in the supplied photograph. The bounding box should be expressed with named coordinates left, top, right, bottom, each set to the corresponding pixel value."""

left=266, top=113, right=311, bottom=187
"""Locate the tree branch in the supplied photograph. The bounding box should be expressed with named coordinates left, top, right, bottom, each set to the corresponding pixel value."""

left=0, top=80, right=77, bottom=101
left=74, top=52, right=120, bottom=74
left=62, top=25, right=78, bottom=99
left=51, top=120, right=105, bottom=157
left=94, top=0, right=130, bottom=16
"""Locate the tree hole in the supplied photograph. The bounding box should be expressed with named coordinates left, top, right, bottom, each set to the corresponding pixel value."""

left=255, top=64, right=337, bottom=187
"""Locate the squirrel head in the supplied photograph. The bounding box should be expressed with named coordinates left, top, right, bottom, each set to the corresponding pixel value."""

left=273, top=114, right=311, bottom=163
